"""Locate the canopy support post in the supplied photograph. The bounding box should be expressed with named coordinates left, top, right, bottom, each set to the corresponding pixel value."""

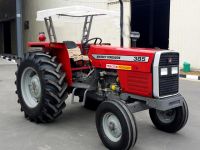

left=81, top=15, right=94, bottom=44
left=44, top=17, right=57, bottom=42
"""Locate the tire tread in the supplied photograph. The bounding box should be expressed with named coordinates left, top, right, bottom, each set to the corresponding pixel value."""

left=15, top=51, right=68, bottom=123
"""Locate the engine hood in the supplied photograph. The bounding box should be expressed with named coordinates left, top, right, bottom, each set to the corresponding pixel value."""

left=88, top=45, right=157, bottom=73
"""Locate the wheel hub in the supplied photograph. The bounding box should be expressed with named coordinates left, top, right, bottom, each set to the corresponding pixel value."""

left=108, top=122, right=115, bottom=131
left=103, top=113, right=122, bottom=142
left=29, top=75, right=41, bottom=99
left=156, top=109, right=176, bottom=124
left=21, top=67, right=42, bottom=108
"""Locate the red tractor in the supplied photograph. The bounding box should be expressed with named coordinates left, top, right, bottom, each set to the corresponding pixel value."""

left=15, top=1, right=188, bottom=150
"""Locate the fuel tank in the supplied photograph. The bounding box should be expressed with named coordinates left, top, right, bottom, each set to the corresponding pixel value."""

left=88, top=45, right=158, bottom=97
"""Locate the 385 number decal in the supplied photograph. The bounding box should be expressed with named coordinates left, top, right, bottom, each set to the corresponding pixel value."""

left=133, top=56, right=147, bottom=62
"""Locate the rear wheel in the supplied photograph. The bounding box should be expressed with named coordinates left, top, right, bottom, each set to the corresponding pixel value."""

left=15, top=51, right=68, bottom=123
left=96, top=100, right=137, bottom=150
left=149, top=99, right=189, bottom=133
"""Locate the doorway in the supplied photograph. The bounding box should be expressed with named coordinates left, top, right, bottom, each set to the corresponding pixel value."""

left=3, top=21, right=11, bottom=54
left=131, top=0, right=170, bottom=49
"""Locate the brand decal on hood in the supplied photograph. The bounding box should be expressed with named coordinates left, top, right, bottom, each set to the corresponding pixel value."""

left=92, top=54, right=149, bottom=62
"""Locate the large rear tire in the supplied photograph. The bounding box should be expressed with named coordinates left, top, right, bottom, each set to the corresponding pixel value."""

left=149, top=99, right=189, bottom=133
left=15, top=51, right=68, bottom=123
left=96, top=100, right=138, bottom=150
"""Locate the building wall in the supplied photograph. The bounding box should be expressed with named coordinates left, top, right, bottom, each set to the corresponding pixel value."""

left=23, top=0, right=131, bottom=50
left=169, top=0, right=200, bottom=69
left=0, top=0, right=16, bottom=21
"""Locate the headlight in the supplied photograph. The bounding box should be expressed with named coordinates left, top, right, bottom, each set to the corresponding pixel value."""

left=172, top=67, right=179, bottom=74
left=161, top=68, right=168, bottom=76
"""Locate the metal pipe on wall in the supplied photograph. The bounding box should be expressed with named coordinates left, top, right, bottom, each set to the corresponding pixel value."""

left=16, top=0, right=23, bottom=58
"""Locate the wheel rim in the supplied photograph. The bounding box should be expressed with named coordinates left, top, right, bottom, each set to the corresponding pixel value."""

left=102, top=112, right=122, bottom=142
left=21, top=67, right=42, bottom=108
left=156, top=109, right=176, bottom=124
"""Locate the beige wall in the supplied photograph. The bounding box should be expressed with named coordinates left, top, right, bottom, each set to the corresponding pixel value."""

left=169, top=0, right=200, bottom=69
left=23, top=0, right=130, bottom=50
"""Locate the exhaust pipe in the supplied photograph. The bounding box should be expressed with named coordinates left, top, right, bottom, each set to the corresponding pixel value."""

left=119, top=0, right=124, bottom=47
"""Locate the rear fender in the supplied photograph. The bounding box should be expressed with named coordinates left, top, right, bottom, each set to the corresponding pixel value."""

left=28, top=42, right=51, bottom=48
left=28, top=42, right=73, bottom=86
left=49, top=43, right=73, bottom=86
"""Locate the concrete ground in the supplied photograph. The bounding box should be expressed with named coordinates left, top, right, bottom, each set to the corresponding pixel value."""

left=0, top=58, right=200, bottom=150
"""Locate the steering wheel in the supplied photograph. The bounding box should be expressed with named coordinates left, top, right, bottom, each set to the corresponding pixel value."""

left=83, top=37, right=103, bottom=46
left=82, top=38, right=102, bottom=54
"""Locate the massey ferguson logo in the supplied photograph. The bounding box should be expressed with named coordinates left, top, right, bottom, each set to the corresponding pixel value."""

left=168, top=58, right=173, bottom=63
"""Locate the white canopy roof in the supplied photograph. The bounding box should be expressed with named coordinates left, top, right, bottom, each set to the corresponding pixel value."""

left=36, top=6, right=120, bottom=23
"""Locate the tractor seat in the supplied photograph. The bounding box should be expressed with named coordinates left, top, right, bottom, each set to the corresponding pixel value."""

left=63, top=41, right=89, bottom=61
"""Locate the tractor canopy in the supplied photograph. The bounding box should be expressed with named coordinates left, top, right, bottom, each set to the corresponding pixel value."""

left=35, top=6, right=120, bottom=44
left=36, top=5, right=120, bottom=23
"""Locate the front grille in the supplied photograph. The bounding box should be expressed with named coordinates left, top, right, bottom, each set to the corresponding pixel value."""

left=159, top=52, right=179, bottom=97
left=159, top=76, right=179, bottom=96
left=160, top=53, right=179, bottom=66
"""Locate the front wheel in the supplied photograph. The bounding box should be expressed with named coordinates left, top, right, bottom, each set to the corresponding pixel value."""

left=96, top=100, right=138, bottom=150
left=149, top=99, right=189, bottom=133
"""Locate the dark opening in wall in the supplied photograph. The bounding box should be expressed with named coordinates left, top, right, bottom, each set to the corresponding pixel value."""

left=0, top=0, right=16, bottom=55
left=3, top=21, right=11, bottom=54
left=131, top=0, right=170, bottom=49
